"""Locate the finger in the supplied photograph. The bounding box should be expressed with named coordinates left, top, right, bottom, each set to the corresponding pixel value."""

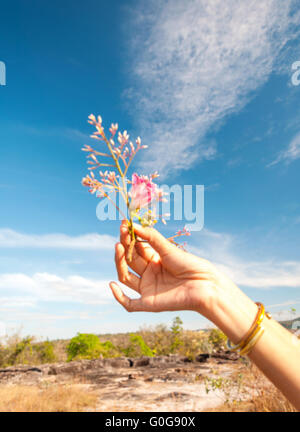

left=120, top=223, right=148, bottom=275
left=109, top=282, right=144, bottom=312
left=135, top=239, right=161, bottom=263
left=120, top=219, right=130, bottom=246
left=132, top=223, right=177, bottom=258
left=115, top=242, right=141, bottom=292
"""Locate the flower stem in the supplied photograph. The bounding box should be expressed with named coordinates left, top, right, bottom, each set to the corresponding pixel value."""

left=102, top=133, right=135, bottom=257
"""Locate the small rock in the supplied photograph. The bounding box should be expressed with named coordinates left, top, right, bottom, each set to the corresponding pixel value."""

left=103, top=358, right=131, bottom=368
left=195, top=354, right=210, bottom=363
left=132, top=357, right=150, bottom=367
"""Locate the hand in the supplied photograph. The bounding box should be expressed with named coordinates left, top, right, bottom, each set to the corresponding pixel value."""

left=111, top=223, right=300, bottom=411
left=109, top=221, right=238, bottom=321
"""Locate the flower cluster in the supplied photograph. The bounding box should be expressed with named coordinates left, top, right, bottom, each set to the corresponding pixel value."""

left=175, top=227, right=191, bottom=237
left=168, top=226, right=191, bottom=249
left=81, top=114, right=190, bottom=259
left=128, top=173, right=168, bottom=227
left=85, top=114, right=147, bottom=175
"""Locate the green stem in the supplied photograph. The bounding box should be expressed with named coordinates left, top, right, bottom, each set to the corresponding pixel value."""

left=102, top=133, right=135, bottom=251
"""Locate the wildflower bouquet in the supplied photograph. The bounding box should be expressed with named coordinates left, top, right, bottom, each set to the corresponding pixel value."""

left=81, top=115, right=189, bottom=260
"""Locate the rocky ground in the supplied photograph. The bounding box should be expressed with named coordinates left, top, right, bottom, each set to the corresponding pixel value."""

left=0, top=352, right=269, bottom=412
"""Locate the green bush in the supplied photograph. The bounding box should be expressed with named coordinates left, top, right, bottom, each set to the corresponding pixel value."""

left=170, top=316, right=183, bottom=353
left=66, top=333, right=117, bottom=361
left=33, top=341, right=56, bottom=363
left=7, top=336, right=34, bottom=365
left=0, top=335, right=33, bottom=366
left=208, top=328, right=227, bottom=351
left=123, top=334, right=154, bottom=357
left=171, top=316, right=183, bottom=335
left=138, top=324, right=171, bottom=356
left=99, top=340, right=117, bottom=356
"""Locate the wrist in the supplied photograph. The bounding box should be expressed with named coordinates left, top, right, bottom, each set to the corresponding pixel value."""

left=199, top=278, right=258, bottom=344
left=214, top=291, right=258, bottom=344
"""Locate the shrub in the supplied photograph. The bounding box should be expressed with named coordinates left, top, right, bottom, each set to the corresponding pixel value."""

left=123, top=334, right=154, bottom=357
left=138, top=320, right=209, bottom=358
left=66, top=333, right=101, bottom=361
left=7, top=336, right=34, bottom=365
left=170, top=316, right=183, bottom=353
left=0, top=343, right=6, bottom=366
left=99, top=340, right=117, bottom=357
left=208, top=328, right=227, bottom=351
left=33, top=341, right=56, bottom=363
left=66, top=333, right=117, bottom=361
left=138, top=324, right=172, bottom=356
left=171, top=316, right=183, bottom=335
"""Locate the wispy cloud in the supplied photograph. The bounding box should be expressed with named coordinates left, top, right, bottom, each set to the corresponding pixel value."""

left=267, top=299, right=300, bottom=309
left=0, top=273, right=112, bottom=306
left=62, top=128, right=90, bottom=143
left=270, top=308, right=300, bottom=321
left=0, top=272, right=120, bottom=338
left=0, top=229, right=116, bottom=250
left=8, top=123, right=89, bottom=143
left=126, top=0, right=299, bottom=176
left=190, top=228, right=300, bottom=289
left=268, top=131, right=300, bottom=166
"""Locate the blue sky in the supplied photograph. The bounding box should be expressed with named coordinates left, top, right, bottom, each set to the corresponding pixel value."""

left=1, top=0, right=300, bottom=340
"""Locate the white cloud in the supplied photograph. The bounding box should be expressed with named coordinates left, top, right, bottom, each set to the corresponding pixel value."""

left=11, top=123, right=89, bottom=143
left=270, top=309, right=300, bottom=321
left=267, top=299, right=300, bottom=309
left=126, top=0, right=299, bottom=176
left=227, top=261, right=300, bottom=289
left=268, top=131, right=300, bottom=166
left=0, top=272, right=113, bottom=306
left=0, top=229, right=116, bottom=250
left=190, top=228, right=300, bottom=289
left=0, top=230, right=299, bottom=337
left=0, top=296, right=36, bottom=309
left=0, top=272, right=135, bottom=338
left=62, top=128, right=90, bottom=142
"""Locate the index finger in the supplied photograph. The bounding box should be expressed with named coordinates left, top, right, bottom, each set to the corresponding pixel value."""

left=132, top=223, right=177, bottom=258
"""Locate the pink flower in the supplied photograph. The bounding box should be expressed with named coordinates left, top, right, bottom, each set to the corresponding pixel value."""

left=109, top=123, right=118, bottom=136
left=129, top=173, right=165, bottom=211
left=118, top=130, right=129, bottom=147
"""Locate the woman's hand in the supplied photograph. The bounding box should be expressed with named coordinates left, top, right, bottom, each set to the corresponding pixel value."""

left=109, top=221, right=238, bottom=322
left=110, top=221, right=300, bottom=411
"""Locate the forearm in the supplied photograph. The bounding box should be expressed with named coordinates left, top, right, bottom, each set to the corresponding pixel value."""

left=114, top=223, right=300, bottom=408
left=206, top=287, right=300, bottom=410
left=248, top=317, right=300, bottom=409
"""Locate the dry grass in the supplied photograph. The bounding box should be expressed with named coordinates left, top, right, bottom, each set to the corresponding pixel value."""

left=0, top=384, right=98, bottom=412
left=246, top=389, right=298, bottom=412
left=207, top=363, right=298, bottom=412
left=208, top=387, right=298, bottom=412
left=50, top=339, right=69, bottom=362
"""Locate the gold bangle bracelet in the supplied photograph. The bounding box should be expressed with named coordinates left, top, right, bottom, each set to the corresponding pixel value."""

left=227, top=302, right=272, bottom=355
left=240, top=313, right=265, bottom=350
left=240, top=326, right=265, bottom=356
left=227, top=302, right=264, bottom=352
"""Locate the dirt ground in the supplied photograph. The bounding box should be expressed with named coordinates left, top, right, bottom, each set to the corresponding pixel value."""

left=0, top=353, right=275, bottom=412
